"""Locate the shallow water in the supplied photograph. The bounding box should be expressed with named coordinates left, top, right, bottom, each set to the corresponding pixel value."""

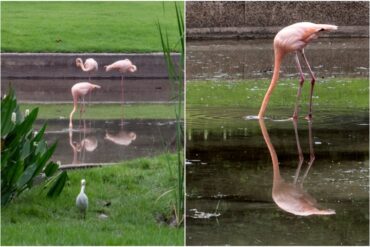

left=1, top=78, right=173, bottom=103
left=186, top=107, right=369, bottom=245
left=187, top=38, right=369, bottom=81
left=35, top=119, right=176, bottom=166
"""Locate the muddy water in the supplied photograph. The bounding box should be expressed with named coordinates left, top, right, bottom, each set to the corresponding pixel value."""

left=187, top=38, right=369, bottom=81
left=35, top=119, right=177, bottom=166
left=186, top=107, right=369, bottom=245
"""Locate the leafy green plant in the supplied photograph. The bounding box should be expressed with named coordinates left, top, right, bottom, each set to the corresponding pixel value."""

left=1, top=87, right=68, bottom=206
left=157, top=2, right=184, bottom=226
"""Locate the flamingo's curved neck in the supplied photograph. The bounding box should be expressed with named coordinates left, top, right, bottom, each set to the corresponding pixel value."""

left=78, top=60, right=89, bottom=72
left=258, top=49, right=285, bottom=117
left=271, top=49, right=284, bottom=84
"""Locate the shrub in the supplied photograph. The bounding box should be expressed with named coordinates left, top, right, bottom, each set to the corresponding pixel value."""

left=1, top=87, right=68, bottom=206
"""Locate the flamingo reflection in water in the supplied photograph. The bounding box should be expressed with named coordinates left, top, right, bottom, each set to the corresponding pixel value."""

left=69, top=119, right=98, bottom=165
left=104, top=97, right=137, bottom=146
left=259, top=118, right=335, bottom=216
left=105, top=130, right=136, bottom=146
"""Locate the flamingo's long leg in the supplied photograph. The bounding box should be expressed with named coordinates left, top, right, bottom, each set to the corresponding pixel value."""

left=300, top=50, right=316, bottom=119
left=79, top=96, right=85, bottom=128
left=120, top=75, right=124, bottom=125
left=82, top=119, right=86, bottom=162
left=88, top=91, right=92, bottom=129
left=293, top=52, right=305, bottom=119
left=301, top=119, right=315, bottom=184
left=88, top=74, right=92, bottom=108
left=121, top=75, right=124, bottom=106
left=292, top=118, right=304, bottom=184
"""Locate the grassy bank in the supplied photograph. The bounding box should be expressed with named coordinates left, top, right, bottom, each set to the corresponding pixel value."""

left=1, top=154, right=183, bottom=245
left=187, top=78, right=368, bottom=109
left=1, top=1, right=183, bottom=52
left=19, top=103, right=182, bottom=120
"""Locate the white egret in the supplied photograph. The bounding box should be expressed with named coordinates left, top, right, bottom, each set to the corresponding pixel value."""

left=76, top=179, right=88, bottom=218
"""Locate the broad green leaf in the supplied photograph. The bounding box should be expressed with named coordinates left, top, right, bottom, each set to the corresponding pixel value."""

left=44, top=162, right=59, bottom=177
left=33, top=142, right=57, bottom=176
left=16, top=162, right=37, bottom=189
left=47, top=171, right=68, bottom=198
left=10, top=160, right=25, bottom=186
left=1, top=190, right=13, bottom=206
left=20, top=139, right=31, bottom=160
left=32, top=124, right=47, bottom=143
left=35, top=139, right=47, bottom=155
left=14, top=108, right=38, bottom=138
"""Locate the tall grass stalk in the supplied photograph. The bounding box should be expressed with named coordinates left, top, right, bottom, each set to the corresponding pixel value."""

left=157, top=2, right=184, bottom=226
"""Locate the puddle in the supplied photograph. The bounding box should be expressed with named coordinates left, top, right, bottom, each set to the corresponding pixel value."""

left=186, top=106, right=369, bottom=245
left=35, top=119, right=177, bottom=166
left=187, top=38, right=369, bottom=81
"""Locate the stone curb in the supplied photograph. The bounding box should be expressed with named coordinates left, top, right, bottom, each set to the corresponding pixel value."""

left=187, top=26, right=369, bottom=40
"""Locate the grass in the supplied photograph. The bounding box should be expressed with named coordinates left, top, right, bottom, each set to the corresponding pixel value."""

left=187, top=78, right=369, bottom=109
left=19, top=103, right=182, bottom=120
left=1, top=1, right=183, bottom=53
left=1, top=153, right=184, bottom=245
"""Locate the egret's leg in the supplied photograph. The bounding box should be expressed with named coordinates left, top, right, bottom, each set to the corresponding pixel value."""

left=293, top=52, right=305, bottom=119
left=301, top=119, right=315, bottom=184
left=292, top=118, right=304, bottom=184
left=300, top=50, right=316, bottom=119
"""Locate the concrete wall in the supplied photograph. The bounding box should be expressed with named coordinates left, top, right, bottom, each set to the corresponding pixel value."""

left=1, top=53, right=181, bottom=103
left=186, top=1, right=369, bottom=39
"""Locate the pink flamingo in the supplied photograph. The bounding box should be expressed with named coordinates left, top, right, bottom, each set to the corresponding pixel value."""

left=75, top=58, right=98, bottom=82
left=104, top=59, right=137, bottom=106
left=69, top=82, right=101, bottom=129
left=258, top=22, right=337, bottom=119
left=76, top=58, right=98, bottom=107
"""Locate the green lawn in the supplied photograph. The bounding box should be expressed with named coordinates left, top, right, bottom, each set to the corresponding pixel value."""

left=187, top=78, right=368, bottom=109
left=19, top=103, right=182, bottom=120
left=1, top=1, right=183, bottom=52
left=1, top=154, right=183, bottom=245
